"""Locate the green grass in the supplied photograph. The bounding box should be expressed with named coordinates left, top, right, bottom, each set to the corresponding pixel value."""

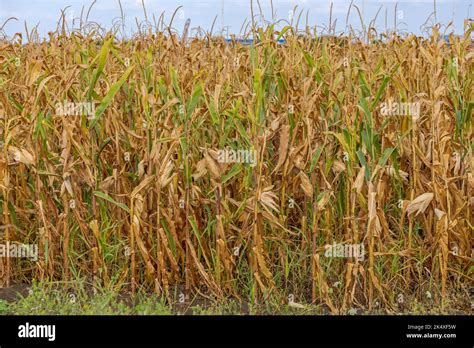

left=0, top=280, right=470, bottom=315
left=2, top=281, right=170, bottom=315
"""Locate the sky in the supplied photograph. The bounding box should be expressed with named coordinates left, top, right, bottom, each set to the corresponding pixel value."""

left=0, top=0, right=472, bottom=39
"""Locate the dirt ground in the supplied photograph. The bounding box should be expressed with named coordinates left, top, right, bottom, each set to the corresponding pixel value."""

left=0, top=283, right=30, bottom=302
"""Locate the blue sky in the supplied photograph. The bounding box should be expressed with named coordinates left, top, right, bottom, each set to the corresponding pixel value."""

left=0, top=0, right=472, bottom=38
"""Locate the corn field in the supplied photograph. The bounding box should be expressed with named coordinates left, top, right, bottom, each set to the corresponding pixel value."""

left=0, top=15, right=472, bottom=313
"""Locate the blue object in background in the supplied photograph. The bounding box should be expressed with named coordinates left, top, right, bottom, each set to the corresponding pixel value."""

left=224, top=38, right=286, bottom=45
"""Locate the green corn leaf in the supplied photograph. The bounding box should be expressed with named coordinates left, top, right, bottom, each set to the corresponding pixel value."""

left=222, top=164, right=242, bottom=184
left=186, top=82, right=203, bottom=120
left=356, top=150, right=370, bottom=180
left=276, top=25, right=291, bottom=42
left=90, top=65, right=134, bottom=128
left=94, top=191, right=130, bottom=213
left=310, top=146, right=324, bottom=172
left=378, top=147, right=395, bottom=168
left=371, top=75, right=390, bottom=109
left=87, top=37, right=113, bottom=99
